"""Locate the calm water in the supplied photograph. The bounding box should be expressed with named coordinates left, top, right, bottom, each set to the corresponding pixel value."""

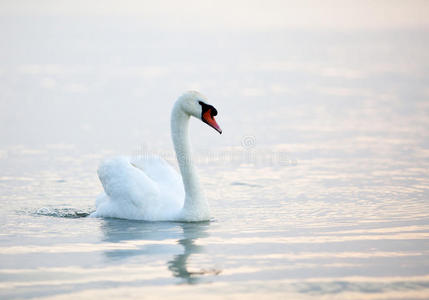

left=1, top=5, right=429, bottom=299
left=1, top=133, right=429, bottom=299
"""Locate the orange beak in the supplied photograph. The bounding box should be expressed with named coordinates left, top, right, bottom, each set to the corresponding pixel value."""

left=202, top=109, right=222, bottom=134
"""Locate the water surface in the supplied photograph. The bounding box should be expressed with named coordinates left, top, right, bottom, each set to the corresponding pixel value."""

left=1, top=4, right=429, bottom=299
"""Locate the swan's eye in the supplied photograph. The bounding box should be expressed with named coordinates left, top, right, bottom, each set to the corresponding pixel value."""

left=199, top=101, right=217, bottom=117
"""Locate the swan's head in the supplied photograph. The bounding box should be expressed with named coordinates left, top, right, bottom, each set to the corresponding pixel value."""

left=178, top=91, right=222, bottom=134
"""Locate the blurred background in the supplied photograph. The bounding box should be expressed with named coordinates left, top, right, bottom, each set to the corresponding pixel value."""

left=2, top=1, right=429, bottom=299
left=1, top=0, right=428, bottom=155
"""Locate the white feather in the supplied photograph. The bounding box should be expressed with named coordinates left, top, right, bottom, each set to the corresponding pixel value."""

left=90, top=91, right=219, bottom=222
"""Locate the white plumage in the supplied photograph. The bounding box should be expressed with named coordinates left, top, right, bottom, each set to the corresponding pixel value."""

left=90, top=91, right=222, bottom=222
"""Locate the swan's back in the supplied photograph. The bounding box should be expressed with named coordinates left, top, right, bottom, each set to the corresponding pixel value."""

left=91, top=156, right=184, bottom=220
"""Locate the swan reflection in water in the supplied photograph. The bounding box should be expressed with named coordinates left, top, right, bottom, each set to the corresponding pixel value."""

left=100, top=219, right=220, bottom=284
left=167, top=222, right=221, bottom=283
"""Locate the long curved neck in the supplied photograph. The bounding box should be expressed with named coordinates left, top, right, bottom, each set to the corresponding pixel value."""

left=171, top=103, right=208, bottom=216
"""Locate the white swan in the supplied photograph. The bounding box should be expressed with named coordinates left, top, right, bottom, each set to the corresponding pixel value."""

left=90, top=91, right=222, bottom=222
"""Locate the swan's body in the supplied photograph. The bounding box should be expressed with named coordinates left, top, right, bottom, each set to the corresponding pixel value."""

left=90, top=91, right=221, bottom=222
